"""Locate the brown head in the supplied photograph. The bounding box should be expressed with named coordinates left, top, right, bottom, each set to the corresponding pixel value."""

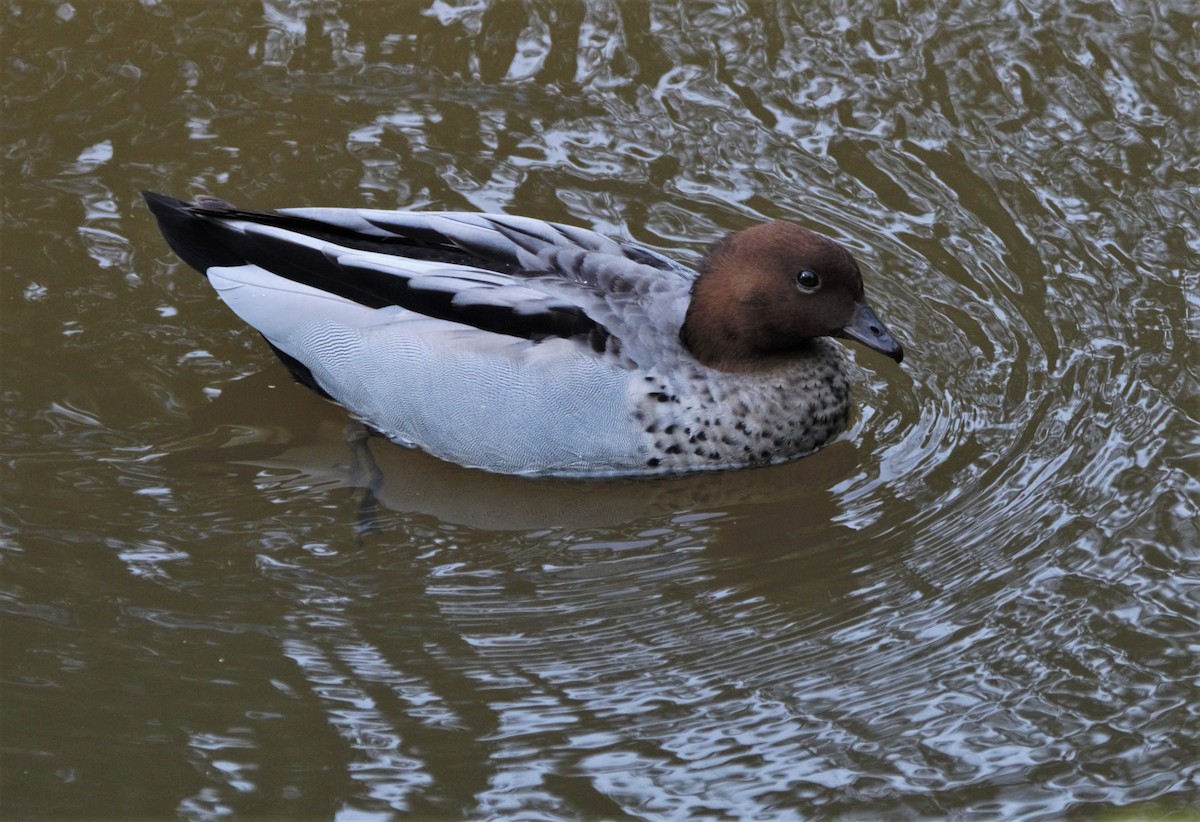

left=679, top=221, right=904, bottom=370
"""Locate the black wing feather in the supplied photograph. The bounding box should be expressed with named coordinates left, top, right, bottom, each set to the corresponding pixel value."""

left=144, top=192, right=612, bottom=347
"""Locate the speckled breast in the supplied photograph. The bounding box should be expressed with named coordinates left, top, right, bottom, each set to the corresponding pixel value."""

left=631, top=339, right=852, bottom=473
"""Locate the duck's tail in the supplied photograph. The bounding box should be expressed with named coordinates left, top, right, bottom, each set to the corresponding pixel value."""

left=142, top=191, right=247, bottom=276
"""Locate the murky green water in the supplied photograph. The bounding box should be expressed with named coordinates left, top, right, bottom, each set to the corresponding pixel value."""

left=2, top=1, right=1197, bottom=817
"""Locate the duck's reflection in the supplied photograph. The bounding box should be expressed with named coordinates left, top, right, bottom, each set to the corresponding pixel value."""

left=155, top=367, right=908, bottom=816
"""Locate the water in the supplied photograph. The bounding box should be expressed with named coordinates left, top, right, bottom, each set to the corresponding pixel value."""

left=2, top=0, right=1197, bottom=817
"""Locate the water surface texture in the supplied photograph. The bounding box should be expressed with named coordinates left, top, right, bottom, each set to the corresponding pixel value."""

left=2, top=1, right=1197, bottom=818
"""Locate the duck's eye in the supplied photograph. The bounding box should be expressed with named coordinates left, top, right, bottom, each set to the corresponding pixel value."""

left=795, top=269, right=820, bottom=291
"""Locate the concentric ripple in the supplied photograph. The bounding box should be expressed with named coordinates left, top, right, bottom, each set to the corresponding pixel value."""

left=1, top=0, right=1197, bottom=819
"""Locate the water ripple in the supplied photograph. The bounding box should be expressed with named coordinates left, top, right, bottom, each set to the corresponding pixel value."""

left=2, top=0, right=1197, bottom=818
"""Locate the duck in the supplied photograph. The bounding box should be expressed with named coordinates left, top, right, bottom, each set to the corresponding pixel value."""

left=143, top=192, right=903, bottom=478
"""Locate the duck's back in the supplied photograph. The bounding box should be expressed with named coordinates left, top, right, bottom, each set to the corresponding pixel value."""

left=146, top=194, right=702, bottom=476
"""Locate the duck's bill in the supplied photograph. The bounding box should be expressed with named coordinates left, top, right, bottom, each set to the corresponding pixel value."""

left=838, top=301, right=904, bottom=363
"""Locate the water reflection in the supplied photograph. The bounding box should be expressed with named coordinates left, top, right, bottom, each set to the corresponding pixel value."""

left=2, top=0, right=1197, bottom=818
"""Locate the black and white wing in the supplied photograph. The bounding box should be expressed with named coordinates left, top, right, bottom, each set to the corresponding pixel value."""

left=144, top=193, right=696, bottom=364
